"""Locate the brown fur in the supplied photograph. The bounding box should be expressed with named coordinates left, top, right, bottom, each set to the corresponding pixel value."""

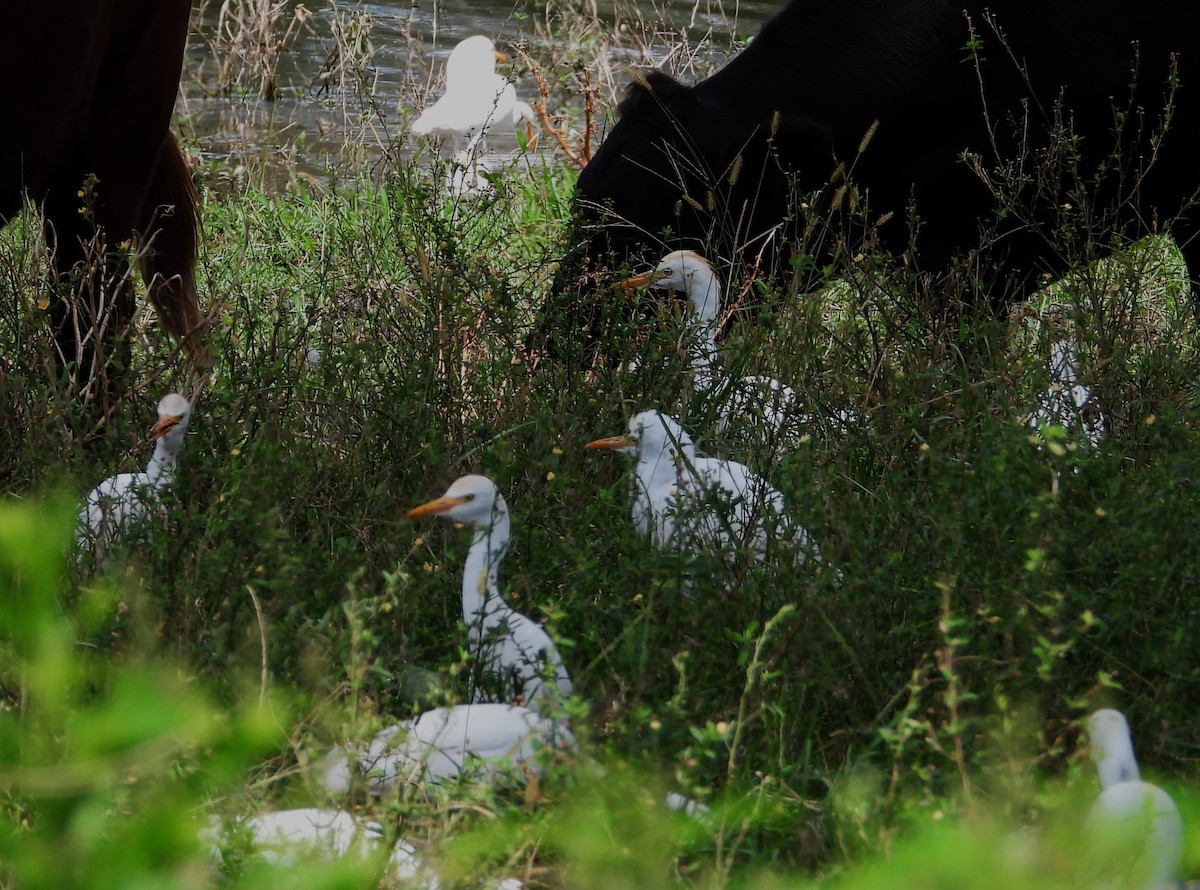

left=0, top=0, right=207, bottom=390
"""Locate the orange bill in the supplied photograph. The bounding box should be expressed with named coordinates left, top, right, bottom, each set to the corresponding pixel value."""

left=408, top=494, right=470, bottom=519
left=586, top=435, right=634, bottom=451
left=618, top=269, right=669, bottom=291
left=150, top=415, right=183, bottom=442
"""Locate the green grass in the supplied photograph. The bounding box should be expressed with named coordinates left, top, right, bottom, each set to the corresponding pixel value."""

left=1, top=17, right=1199, bottom=889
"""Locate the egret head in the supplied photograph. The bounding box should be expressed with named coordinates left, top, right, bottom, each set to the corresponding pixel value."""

left=445, top=35, right=505, bottom=88
left=151, top=393, right=192, bottom=451
left=587, top=410, right=694, bottom=460
left=408, top=474, right=505, bottom=527
left=621, top=250, right=720, bottom=324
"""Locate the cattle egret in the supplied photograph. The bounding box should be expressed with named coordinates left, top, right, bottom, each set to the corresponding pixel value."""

left=201, top=807, right=439, bottom=885
left=665, top=792, right=710, bottom=817
left=622, top=251, right=854, bottom=451
left=1028, top=338, right=1105, bottom=448
left=76, top=392, right=192, bottom=570
left=321, top=702, right=573, bottom=796
left=587, top=409, right=823, bottom=566
left=408, top=474, right=572, bottom=712
left=322, top=477, right=575, bottom=798
left=411, top=36, right=534, bottom=157
left=1085, top=709, right=1183, bottom=890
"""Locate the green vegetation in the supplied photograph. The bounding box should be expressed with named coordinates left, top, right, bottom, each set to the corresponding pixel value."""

left=0, top=2, right=1197, bottom=887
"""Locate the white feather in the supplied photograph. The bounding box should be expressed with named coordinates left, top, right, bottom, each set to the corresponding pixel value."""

left=75, top=393, right=192, bottom=571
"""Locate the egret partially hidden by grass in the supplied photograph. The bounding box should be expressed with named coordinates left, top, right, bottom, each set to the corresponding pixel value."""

left=1085, top=709, right=1183, bottom=890
left=75, top=392, right=192, bottom=572
left=201, top=807, right=440, bottom=886
left=408, top=473, right=572, bottom=713
left=321, top=702, right=574, bottom=795
left=586, top=409, right=825, bottom=568
left=1027, top=338, right=1106, bottom=448
left=622, top=251, right=855, bottom=452
left=321, top=475, right=576, bottom=797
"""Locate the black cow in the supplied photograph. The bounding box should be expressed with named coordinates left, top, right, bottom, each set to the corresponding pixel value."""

left=550, top=0, right=1198, bottom=351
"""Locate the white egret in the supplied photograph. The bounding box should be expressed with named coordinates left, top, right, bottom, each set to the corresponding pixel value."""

left=1085, top=709, right=1183, bottom=890
left=622, top=251, right=855, bottom=451
left=1028, top=338, right=1105, bottom=448
left=408, top=474, right=572, bottom=713
left=322, top=477, right=575, bottom=797
left=665, top=792, right=710, bottom=817
left=201, top=807, right=439, bottom=886
left=411, top=36, right=534, bottom=157
left=75, top=392, right=192, bottom=570
left=321, top=702, right=573, bottom=796
left=587, top=409, right=823, bottom=566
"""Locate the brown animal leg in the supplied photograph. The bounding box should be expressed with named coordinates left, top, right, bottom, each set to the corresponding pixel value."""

left=139, top=133, right=207, bottom=367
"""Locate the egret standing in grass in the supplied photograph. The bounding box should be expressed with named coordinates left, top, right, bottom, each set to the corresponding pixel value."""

left=321, top=475, right=575, bottom=797
left=1085, top=708, right=1183, bottom=890
left=622, top=251, right=854, bottom=451
left=587, top=409, right=824, bottom=567
left=1028, top=338, right=1106, bottom=448
left=408, top=474, right=572, bottom=712
left=410, top=36, right=535, bottom=158
left=76, top=392, right=192, bottom=571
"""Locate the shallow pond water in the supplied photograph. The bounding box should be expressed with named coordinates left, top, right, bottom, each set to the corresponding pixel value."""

left=181, top=0, right=779, bottom=189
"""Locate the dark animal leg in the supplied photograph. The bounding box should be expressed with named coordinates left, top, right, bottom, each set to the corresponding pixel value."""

left=139, top=133, right=207, bottom=368
left=43, top=182, right=138, bottom=433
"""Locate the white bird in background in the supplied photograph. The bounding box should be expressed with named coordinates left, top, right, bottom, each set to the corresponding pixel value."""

left=1028, top=338, right=1106, bottom=448
left=201, top=807, right=439, bottom=886
left=410, top=36, right=535, bottom=158
left=1085, top=709, right=1183, bottom=890
left=587, top=409, right=823, bottom=567
left=322, top=702, right=573, bottom=796
left=408, top=474, right=572, bottom=712
left=622, top=251, right=855, bottom=452
left=76, top=392, right=192, bottom=570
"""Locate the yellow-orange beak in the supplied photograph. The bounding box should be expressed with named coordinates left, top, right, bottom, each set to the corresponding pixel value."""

left=494, top=51, right=509, bottom=63
left=586, top=435, right=634, bottom=451
left=618, top=269, right=669, bottom=292
left=150, top=415, right=183, bottom=442
left=407, top=494, right=470, bottom=519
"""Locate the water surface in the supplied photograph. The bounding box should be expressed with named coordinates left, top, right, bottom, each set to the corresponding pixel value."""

left=182, top=0, right=778, bottom=188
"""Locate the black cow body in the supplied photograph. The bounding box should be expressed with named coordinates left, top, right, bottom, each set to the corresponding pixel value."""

left=559, top=0, right=1198, bottom=340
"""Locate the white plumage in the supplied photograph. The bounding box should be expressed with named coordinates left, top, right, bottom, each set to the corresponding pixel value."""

left=201, top=807, right=438, bottom=886
left=623, top=251, right=855, bottom=451
left=321, top=702, right=573, bottom=796
left=1028, top=338, right=1105, bottom=448
left=1085, top=709, right=1183, bottom=890
left=410, top=36, right=533, bottom=157
left=75, top=392, right=192, bottom=570
left=321, top=476, right=575, bottom=797
left=408, top=474, right=572, bottom=712
left=587, top=409, right=823, bottom=566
